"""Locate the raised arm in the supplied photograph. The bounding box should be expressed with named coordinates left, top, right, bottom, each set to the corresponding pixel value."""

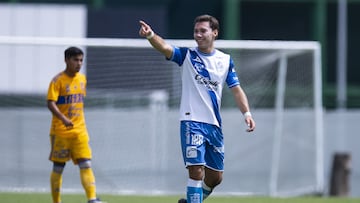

left=231, top=85, right=256, bottom=132
left=139, top=20, right=173, bottom=59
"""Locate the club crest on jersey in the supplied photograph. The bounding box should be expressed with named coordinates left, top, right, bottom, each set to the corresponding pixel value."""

left=65, top=84, right=70, bottom=93
left=216, top=60, right=224, bottom=71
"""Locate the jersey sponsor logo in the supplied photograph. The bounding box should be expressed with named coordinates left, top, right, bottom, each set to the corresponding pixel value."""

left=56, top=94, right=84, bottom=105
left=195, top=74, right=219, bottom=91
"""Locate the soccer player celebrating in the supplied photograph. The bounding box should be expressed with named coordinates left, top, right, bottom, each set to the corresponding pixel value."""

left=139, top=15, right=256, bottom=203
left=47, top=47, right=104, bottom=203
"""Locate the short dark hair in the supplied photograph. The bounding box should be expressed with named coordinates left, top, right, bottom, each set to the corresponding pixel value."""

left=194, top=14, right=219, bottom=31
left=64, top=47, right=83, bottom=59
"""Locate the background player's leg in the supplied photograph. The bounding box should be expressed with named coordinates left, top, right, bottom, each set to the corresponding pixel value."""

left=78, top=159, right=97, bottom=202
left=50, top=162, right=65, bottom=203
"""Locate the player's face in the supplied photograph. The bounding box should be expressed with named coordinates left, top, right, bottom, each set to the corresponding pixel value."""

left=65, top=54, right=83, bottom=75
left=193, top=21, right=218, bottom=53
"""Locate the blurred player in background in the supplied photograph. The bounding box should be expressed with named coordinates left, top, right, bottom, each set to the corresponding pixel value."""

left=139, top=14, right=256, bottom=203
left=47, top=47, right=104, bottom=203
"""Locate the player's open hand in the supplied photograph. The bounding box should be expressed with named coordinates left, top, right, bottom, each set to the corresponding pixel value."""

left=139, top=20, right=153, bottom=38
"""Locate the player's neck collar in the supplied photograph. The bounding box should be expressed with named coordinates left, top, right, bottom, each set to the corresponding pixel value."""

left=196, top=47, right=215, bottom=56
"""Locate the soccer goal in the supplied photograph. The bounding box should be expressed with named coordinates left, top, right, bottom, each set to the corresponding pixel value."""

left=0, top=36, right=324, bottom=197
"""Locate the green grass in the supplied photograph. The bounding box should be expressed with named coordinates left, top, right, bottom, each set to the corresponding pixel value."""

left=1, top=193, right=360, bottom=203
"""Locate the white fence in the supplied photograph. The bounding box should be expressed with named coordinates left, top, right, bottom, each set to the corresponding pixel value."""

left=1, top=108, right=359, bottom=197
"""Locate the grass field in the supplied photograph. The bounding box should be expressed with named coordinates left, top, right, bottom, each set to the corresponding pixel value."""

left=1, top=193, right=359, bottom=203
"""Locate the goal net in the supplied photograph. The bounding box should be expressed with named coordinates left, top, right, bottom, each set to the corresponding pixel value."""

left=0, top=36, right=324, bottom=197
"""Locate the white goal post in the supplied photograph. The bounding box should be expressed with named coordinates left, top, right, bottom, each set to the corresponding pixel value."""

left=0, top=36, right=324, bottom=197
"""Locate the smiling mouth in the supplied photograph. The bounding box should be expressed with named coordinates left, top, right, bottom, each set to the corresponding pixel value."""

left=196, top=39, right=204, bottom=44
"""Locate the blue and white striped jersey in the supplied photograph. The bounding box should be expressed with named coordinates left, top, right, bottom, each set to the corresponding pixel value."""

left=169, top=47, right=240, bottom=127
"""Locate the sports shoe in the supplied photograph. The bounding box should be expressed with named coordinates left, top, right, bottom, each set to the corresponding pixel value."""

left=88, top=198, right=107, bottom=203
left=178, top=198, right=187, bottom=203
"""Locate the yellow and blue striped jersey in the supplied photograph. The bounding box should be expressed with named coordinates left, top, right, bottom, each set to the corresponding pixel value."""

left=47, top=71, right=87, bottom=137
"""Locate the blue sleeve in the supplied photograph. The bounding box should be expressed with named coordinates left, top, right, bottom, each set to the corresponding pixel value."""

left=168, top=46, right=188, bottom=66
left=226, top=58, right=240, bottom=88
